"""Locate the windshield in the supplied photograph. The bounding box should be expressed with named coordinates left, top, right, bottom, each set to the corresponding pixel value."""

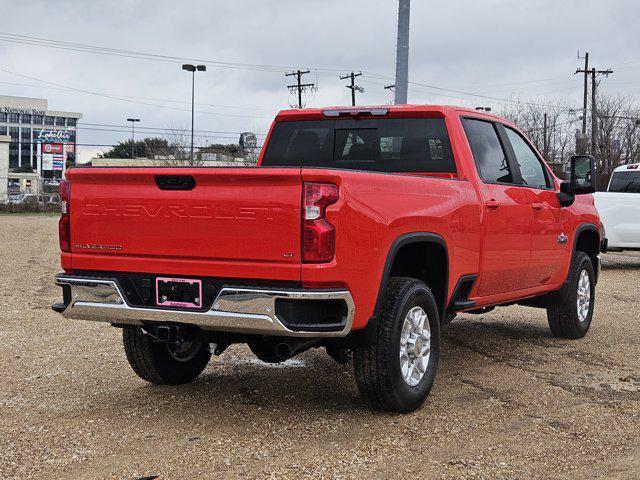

left=261, top=118, right=456, bottom=173
left=608, top=171, right=640, bottom=193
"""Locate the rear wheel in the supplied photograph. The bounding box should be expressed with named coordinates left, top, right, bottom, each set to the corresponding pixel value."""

left=353, top=277, right=440, bottom=412
left=122, top=327, right=211, bottom=385
left=547, top=251, right=595, bottom=339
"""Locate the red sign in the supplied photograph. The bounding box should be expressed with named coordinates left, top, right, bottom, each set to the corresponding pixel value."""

left=42, top=143, right=63, bottom=154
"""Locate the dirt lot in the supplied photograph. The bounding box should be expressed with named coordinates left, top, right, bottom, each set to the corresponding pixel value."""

left=1, top=215, right=639, bottom=480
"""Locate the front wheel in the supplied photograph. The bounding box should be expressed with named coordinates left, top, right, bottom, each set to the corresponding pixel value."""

left=353, top=277, right=440, bottom=413
left=122, top=327, right=211, bottom=385
left=547, top=251, right=595, bottom=339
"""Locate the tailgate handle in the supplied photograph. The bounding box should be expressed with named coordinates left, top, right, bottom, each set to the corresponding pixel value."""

left=155, top=175, right=196, bottom=191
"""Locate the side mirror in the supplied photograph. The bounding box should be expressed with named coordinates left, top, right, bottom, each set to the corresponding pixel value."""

left=570, top=154, right=596, bottom=194
left=557, top=155, right=595, bottom=207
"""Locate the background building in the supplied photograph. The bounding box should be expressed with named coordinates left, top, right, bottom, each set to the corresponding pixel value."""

left=0, top=95, right=82, bottom=179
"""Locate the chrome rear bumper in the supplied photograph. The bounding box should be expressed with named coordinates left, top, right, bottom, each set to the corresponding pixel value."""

left=54, top=275, right=354, bottom=338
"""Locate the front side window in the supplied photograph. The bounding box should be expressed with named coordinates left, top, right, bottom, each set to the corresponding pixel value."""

left=504, top=127, right=549, bottom=189
left=608, top=171, right=640, bottom=193
left=462, top=118, right=512, bottom=184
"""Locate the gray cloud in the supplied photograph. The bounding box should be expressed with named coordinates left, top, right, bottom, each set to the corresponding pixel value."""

left=1, top=0, right=637, bottom=161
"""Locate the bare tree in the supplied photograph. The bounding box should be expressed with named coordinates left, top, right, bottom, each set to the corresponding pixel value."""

left=595, top=94, right=640, bottom=189
left=499, top=98, right=579, bottom=177
left=157, top=124, right=205, bottom=167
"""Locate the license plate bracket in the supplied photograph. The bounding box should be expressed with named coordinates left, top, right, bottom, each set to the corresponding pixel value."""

left=156, top=277, right=202, bottom=309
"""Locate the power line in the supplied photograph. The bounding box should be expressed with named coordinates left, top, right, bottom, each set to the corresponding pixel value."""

left=285, top=70, right=315, bottom=109
left=340, top=72, right=364, bottom=106
left=0, top=31, right=590, bottom=113
left=0, top=31, right=354, bottom=76
left=0, top=79, right=276, bottom=112
left=76, top=122, right=266, bottom=136
left=0, top=67, right=272, bottom=119
left=0, top=32, right=290, bottom=73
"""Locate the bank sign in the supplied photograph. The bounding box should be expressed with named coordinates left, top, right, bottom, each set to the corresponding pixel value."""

left=34, top=129, right=73, bottom=143
left=2, top=106, right=46, bottom=116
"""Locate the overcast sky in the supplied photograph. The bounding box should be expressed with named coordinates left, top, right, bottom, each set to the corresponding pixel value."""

left=1, top=0, right=638, bottom=161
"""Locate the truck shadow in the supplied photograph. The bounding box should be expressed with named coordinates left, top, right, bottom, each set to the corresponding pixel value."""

left=601, top=252, right=640, bottom=270
left=104, top=316, right=564, bottom=419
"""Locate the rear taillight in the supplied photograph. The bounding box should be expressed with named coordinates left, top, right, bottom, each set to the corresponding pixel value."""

left=59, top=180, right=71, bottom=253
left=302, top=182, right=339, bottom=263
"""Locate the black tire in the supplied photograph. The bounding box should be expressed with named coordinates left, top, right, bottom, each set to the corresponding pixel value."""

left=353, top=277, right=440, bottom=413
left=122, top=327, right=211, bottom=385
left=248, top=339, right=282, bottom=364
left=547, top=251, right=595, bottom=339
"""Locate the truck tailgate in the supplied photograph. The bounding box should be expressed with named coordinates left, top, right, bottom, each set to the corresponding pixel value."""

left=66, top=168, right=302, bottom=281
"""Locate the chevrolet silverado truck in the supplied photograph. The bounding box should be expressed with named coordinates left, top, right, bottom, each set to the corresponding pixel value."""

left=53, top=105, right=602, bottom=412
left=594, top=163, right=640, bottom=251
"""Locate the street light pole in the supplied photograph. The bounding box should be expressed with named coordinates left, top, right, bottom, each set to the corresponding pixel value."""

left=182, top=64, right=206, bottom=161
left=126, top=118, right=140, bottom=158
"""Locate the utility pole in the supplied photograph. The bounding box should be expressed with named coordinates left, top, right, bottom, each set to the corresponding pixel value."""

left=576, top=52, right=589, bottom=135
left=543, top=112, right=548, bottom=159
left=286, top=70, right=315, bottom=109
left=576, top=57, right=612, bottom=155
left=340, top=72, right=364, bottom=106
left=394, top=0, right=411, bottom=104
left=126, top=118, right=140, bottom=158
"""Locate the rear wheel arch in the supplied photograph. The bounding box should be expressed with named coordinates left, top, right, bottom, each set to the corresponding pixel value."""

left=373, top=233, right=449, bottom=322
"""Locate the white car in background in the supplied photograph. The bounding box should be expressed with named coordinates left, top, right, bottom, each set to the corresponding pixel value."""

left=594, top=163, right=640, bottom=251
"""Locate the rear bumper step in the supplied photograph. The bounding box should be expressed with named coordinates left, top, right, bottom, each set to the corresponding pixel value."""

left=53, top=275, right=354, bottom=338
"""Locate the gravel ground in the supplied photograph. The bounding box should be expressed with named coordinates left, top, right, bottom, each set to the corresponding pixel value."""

left=1, top=215, right=639, bottom=480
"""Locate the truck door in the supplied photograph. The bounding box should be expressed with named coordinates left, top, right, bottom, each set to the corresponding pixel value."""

left=501, top=126, right=569, bottom=288
left=462, top=118, right=532, bottom=296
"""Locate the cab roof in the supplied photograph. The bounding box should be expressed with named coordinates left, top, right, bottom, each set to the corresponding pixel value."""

left=613, top=163, right=640, bottom=172
left=274, top=104, right=505, bottom=122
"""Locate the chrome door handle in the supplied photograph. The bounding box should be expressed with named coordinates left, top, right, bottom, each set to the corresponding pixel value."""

left=532, top=202, right=544, bottom=210
left=485, top=199, right=500, bottom=210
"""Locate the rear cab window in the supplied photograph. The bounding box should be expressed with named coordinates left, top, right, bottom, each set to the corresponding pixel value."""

left=261, top=118, right=456, bottom=173
left=608, top=170, right=640, bottom=192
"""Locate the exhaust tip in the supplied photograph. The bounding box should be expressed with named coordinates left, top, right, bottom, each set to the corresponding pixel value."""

left=274, top=342, right=293, bottom=360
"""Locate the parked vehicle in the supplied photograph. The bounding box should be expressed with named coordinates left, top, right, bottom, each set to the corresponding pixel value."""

left=8, top=193, right=60, bottom=205
left=9, top=193, right=38, bottom=204
left=52, top=105, right=602, bottom=412
left=594, top=163, right=640, bottom=251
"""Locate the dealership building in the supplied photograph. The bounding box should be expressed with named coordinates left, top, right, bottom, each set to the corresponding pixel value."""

left=0, top=95, right=82, bottom=179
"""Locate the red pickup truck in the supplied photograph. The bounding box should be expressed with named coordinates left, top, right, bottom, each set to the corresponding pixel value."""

left=53, top=105, right=602, bottom=412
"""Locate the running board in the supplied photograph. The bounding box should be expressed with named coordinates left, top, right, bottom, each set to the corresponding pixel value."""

left=453, top=299, right=476, bottom=310
left=446, top=275, right=478, bottom=313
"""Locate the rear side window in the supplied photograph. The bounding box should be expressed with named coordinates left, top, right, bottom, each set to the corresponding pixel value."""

left=462, top=118, right=512, bottom=184
left=608, top=171, right=640, bottom=192
left=262, top=118, right=456, bottom=173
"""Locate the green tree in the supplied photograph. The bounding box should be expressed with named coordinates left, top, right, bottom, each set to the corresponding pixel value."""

left=99, top=137, right=171, bottom=159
